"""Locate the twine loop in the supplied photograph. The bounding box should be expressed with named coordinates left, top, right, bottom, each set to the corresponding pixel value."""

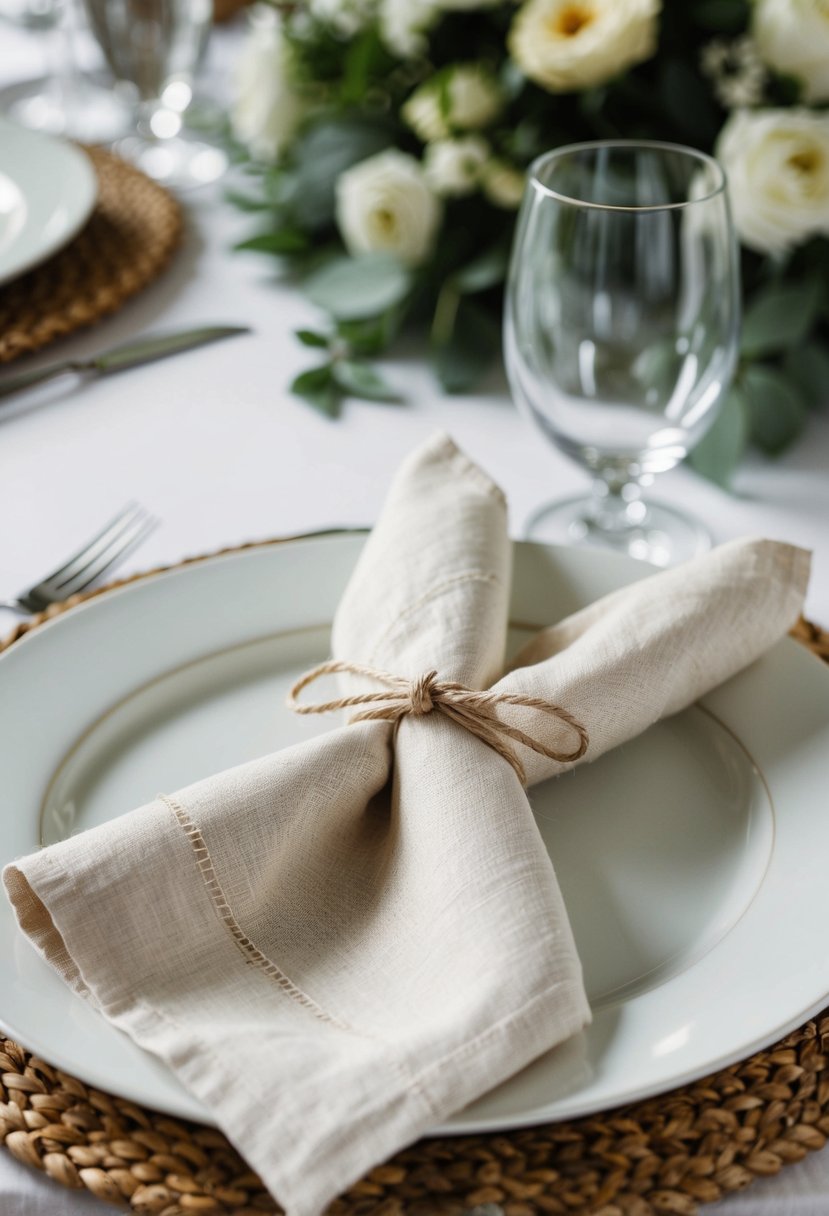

left=287, top=660, right=589, bottom=785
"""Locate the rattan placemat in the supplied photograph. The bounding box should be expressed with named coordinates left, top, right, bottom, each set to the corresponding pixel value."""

left=1, top=547, right=827, bottom=1216
left=0, top=146, right=182, bottom=364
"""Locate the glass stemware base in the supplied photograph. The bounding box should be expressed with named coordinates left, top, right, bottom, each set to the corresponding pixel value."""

left=114, top=132, right=226, bottom=190
left=524, top=493, right=712, bottom=568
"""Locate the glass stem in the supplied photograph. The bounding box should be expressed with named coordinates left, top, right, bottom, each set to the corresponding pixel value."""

left=587, top=473, right=646, bottom=537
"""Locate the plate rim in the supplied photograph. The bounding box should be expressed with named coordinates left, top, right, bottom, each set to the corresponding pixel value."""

left=0, top=117, right=98, bottom=287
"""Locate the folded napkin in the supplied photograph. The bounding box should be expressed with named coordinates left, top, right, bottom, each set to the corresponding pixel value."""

left=4, top=434, right=810, bottom=1216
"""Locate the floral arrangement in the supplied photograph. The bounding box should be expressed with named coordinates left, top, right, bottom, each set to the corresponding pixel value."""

left=230, top=0, right=829, bottom=482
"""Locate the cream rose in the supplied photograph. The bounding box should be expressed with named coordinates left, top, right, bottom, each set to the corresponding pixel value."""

left=753, top=0, right=829, bottom=103
left=231, top=12, right=305, bottom=163
left=482, top=159, right=526, bottom=208
left=716, top=108, right=829, bottom=255
left=379, top=0, right=437, bottom=56
left=336, top=149, right=443, bottom=266
left=402, top=65, right=504, bottom=141
left=509, top=0, right=661, bottom=93
left=424, top=136, right=490, bottom=196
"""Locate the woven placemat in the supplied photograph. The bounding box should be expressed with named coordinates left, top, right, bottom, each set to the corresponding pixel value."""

left=1, top=547, right=828, bottom=1216
left=0, top=146, right=182, bottom=364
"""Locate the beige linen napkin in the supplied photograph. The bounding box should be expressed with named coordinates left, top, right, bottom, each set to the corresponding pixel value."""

left=4, top=434, right=810, bottom=1216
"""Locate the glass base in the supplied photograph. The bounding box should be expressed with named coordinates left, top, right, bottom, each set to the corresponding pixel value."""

left=524, top=494, right=712, bottom=567
left=114, top=134, right=227, bottom=190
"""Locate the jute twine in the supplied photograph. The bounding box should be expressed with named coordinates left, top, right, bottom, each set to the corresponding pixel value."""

left=0, top=146, right=182, bottom=364
left=1, top=541, right=828, bottom=1216
left=287, top=660, right=589, bottom=784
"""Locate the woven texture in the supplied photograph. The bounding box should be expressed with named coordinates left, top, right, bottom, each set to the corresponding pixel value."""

left=0, top=544, right=827, bottom=1216
left=0, top=146, right=182, bottom=364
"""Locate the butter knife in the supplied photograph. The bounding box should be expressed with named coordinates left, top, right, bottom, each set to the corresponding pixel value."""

left=0, top=325, right=251, bottom=402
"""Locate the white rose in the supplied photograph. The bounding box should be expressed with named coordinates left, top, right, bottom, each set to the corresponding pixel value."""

left=716, top=108, right=829, bottom=255
left=753, top=0, right=829, bottom=102
left=379, top=0, right=437, bottom=56
left=509, top=0, right=661, bottom=93
left=402, top=65, right=504, bottom=141
left=336, top=149, right=443, bottom=266
left=424, top=136, right=490, bottom=196
left=231, top=11, right=305, bottom=163
left=482, top=159, right=526, bottom=208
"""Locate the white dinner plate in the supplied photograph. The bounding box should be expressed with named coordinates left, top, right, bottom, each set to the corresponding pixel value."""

left=1, top=533, right=828, bottom=1132
left=0, top=117, right=97, bottom=287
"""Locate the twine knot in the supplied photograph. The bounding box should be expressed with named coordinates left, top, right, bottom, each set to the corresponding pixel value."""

left=287, top=660, right=589, bottom=786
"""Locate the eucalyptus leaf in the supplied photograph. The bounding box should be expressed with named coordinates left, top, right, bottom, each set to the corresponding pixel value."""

left=741, top=278, right=824, bottom=359
left=783, top=342, right=829, bottom=409
left=290, top=117, right=395, bottom=229
left=432, top=298, right=500, bottom=393
left=333, top=359, right=401, bottom=402
left=453, top=244, right=510, bottom=295
left=688, top=386, right=748, bottom=488
left=305, top=254, right=414, bottom=322
left=742, top=364, right=807, bottom=453
left=337, top=310, right=402, bottom=355
left=296, top=329, right=330, bottom=349
left=291, top=365, right=340, bottom=418
left=235, top=230, right=310, bottom=255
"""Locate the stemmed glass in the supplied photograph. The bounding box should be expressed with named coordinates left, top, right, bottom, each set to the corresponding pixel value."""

left=84, top=0, right=226, bottom=189
left=505, top=140, right=740, bottom=566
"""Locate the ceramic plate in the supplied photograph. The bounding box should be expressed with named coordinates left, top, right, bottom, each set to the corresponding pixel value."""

left=0, top=117, right=97, bottom=287
left=1, top=534, right=828, bottom=1132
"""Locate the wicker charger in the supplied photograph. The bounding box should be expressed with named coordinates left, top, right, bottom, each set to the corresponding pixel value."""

left=1, top=550, right=828, bottom=1216
left=0, top=146, right=182, bottom=364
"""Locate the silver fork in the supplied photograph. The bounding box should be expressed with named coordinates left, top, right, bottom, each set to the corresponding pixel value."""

left=1, top=503, right=159, bottom=614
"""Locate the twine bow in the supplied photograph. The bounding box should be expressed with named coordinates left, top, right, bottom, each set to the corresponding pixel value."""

left=287, top=661, right=589, bottom=785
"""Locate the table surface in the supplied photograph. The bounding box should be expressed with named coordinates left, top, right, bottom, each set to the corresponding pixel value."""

left=1, top=19, right=829, bottom=1216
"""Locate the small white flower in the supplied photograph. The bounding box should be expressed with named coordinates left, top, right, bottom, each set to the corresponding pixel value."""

left=379, top=0, right=437, bottom=56
left=231, top=10, right=306, bottom=163
left=424, top=136, right=490, bottom=196
left=403, top=65, right=504, bottom=141
left=336, top=149, right=443, bottom=266
left=700, top=37, right=767, bottom=109
left=306, top=0, right=376, bottom=37
left=482, top=159, right=526, bottom=208
left=716, top=107, right=829, bottom=255
left=509, top=0, right=661, bottom=93
left=753, top=0, right=829, bottom=103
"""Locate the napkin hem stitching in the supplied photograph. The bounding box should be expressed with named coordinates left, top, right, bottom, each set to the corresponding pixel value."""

left=160, top=793, right=358, bottom=1035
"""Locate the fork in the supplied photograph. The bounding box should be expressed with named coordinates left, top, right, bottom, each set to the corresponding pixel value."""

left=0, top=503, right=159, bottom=614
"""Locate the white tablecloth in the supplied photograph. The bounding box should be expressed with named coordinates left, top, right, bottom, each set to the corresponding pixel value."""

left=2, top=21, right=829, bottom=1216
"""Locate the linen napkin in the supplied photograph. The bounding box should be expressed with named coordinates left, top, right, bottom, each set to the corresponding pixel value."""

left=3, top=434, right=809, bottom=1216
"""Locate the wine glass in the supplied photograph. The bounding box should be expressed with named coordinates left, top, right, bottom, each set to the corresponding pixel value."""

left=84, top=0, right=226, bottom=189
left=504, top=140, right=740, bottom=566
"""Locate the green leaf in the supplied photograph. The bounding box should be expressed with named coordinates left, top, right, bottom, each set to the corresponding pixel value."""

left=742, top=364, right=808, bottom=453
left=783, top=342, right=829, bottom=409
left=235, top=230, right=310, bottom=255
left=305, top=254, right=414, bottom=321
left=688, top=386, right=748, bottom=488
left=432, top=298, right=500, bottom=394
left=453, top=244, right=510, bottom=295
left=741, top=278, right=824, bottom=358
left=337, top=310, right=402, bottom=355
left=290, top=117, right=395, bottom=229
left=691, top=0, right=750, bottom=32
left=225, top=190, right=272, bottom=213
left=295, top=329, right=330, bottom=349
left=290, top=365, right=340, bottom=418
left=332, top=359, right=401, bottom=402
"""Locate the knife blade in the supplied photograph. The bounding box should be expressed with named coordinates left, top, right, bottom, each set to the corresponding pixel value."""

left=0, top=325, right=251, bottom=403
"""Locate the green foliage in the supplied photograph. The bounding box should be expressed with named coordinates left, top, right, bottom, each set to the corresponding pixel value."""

left=228, top=1, right=829, bottom=451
